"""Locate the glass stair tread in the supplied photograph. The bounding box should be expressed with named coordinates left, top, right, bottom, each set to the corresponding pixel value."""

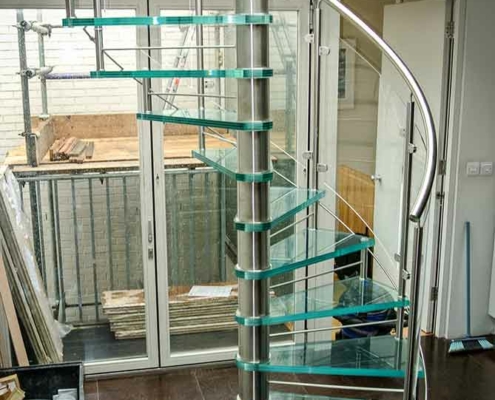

left=91, top=68, right=272, bottom=79
left=63, top=14, right=273, bottom=27
left=235, top=187, right=326, bottom=232
left=270, top=391, right=363, bottom=400
left=236, top=277, right=408, bottom=326
left=137, top=110, right=272, bottom=131
left=237, top=229, right=375, bottom=279
left=237, top=335, right=424, bottom=378
left=192, top=148, right=273, bottom=183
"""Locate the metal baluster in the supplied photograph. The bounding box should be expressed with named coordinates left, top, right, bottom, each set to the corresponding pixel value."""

left=88, top=179, right=99, bottom=321
left=35, top=181, right=47, bottom=291
left=48, top=181, right=60, bottom=313
left=105, top=177, right=114, bottom=290
left=219, top=172, right=226, bottom=281
left=54, top=181, right=66, bottom=322
left=205, top=172, right=211, bottom=281
left=188, top=173, right=196, bottom=284
left=171, top=174, right=179, bottom=286
left=397, top=101, right=415, bottom=340
left=123, top=177, right=131, bottom=289
left=403, top=225, right=424, bottom=400
left=70, top=179, right=83, bottom=321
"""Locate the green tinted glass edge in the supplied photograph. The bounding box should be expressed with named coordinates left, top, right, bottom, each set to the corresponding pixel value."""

left=63, top=14, right=273, bottom=27
left=235, top=190, right=325, bottom=232
left=236, top=357, right=424, bottom=378
left=192, top=150, right=273, bottom=183
left=90, top=68, right=273, bottom=79
left=235, top=298, right=409, bottom=326
left=137, top=113, right=273, bottom=131
left=236, top=238, right=376, bottom=279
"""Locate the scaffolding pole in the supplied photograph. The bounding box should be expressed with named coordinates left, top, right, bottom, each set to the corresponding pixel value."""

left=37, top=10, right=49, bottom=119
left=236, top=0, right=271, bottom=399
left=16, top=10, right=43, bottom=279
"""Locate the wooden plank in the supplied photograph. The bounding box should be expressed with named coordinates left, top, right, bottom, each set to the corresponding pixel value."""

left=57, top=137, right=77, bottom=159
left=0, top=250, right=29, bottom=367
left=35, top=118, right=56, bottom=162
left=85, top=142, right=95, bottom=159
left=0, top=295, right=11, bottom=368
left=68, top=141, right=86, bottom=157
left=337, top=165, right=375, bottom=235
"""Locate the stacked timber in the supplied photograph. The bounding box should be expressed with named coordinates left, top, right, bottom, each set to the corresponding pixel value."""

left=102, top=285, right=239, bottom=340
left=101, top=290, right=145, bottom=340
left=49, top=137, right=94, bottom=163
left=0, top=167, right=63, bottom=364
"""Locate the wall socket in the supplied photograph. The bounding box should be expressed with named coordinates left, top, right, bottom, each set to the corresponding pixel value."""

left=481, top=161, right=494, bottom=176
left=466, top=161, right=480, bottom=176
left=466, top=161, right=493, bottom=176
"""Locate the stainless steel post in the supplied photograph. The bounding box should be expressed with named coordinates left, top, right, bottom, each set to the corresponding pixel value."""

left=196, top=0, right=206, bottom=150
left=65, top=0, right=75, bottom=19
left=236, top=0, right=271, bottom=399
left=37, top=10, right=49, bottom=119
left=403, top=225, right=424, bottom=400
left=93, top=0, right=105, bottom=71
left=309, top=4, right=322, bottom=226
left=397, top=102, right=415, bottom=340
left=142, top=78, right=151, bottom=112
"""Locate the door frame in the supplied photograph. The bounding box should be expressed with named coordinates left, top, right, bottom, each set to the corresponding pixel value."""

left=151, top=0, right=313, bottom=367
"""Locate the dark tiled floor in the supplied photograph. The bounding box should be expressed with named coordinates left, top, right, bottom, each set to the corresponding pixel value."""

left=64, top=325, right=289, bottom=362
left=85, top=336, right=495, bottom=400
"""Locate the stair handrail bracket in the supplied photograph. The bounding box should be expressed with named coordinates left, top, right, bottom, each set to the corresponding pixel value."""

left=322, top=0, right=437, bottom=225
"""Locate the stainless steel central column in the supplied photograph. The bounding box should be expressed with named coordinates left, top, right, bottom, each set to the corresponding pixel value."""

left=93, top=0, right=105, bottom=71
left=236, top=0, right=271, bottom=399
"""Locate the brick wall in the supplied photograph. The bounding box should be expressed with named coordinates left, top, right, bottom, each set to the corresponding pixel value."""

left=0, top=8, right=139, bottom=161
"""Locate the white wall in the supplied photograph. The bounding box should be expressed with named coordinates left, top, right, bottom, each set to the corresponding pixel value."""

left=373, top=1, right=446, bottom=308
left=438, top=0, right=495, bottom=338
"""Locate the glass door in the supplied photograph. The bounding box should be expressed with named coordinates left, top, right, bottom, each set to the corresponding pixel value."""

left=2, top=3, right=161, bottom=374
left=150, top=0, right=309, bottom=366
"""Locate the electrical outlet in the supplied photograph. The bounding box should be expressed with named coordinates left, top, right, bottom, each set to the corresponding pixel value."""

left=466, top=161, right=480, bottom=176
left=480, top=161, right=493, bottom=176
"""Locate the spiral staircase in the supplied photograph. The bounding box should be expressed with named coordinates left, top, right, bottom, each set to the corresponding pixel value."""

left=62, top=0, right=437, bottom=399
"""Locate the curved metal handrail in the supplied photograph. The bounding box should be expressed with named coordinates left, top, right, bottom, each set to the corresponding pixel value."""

left=322, top=0, right=437, bottom=223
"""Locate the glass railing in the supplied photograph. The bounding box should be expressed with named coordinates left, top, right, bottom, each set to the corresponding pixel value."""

left=236, top=276, right=408, bottom=326
left=234, top=187, right=325, bottom=232
left=192, top=148, right=274, bottom=183
left=237, top=335, right=424, bottom=378
left=237, top=229, right=374, bottom=279
left=137, top=110, right=273, bottom=131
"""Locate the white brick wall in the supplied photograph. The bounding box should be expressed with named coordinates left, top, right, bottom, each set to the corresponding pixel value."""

left=0, top=8, right=138, bottom=162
